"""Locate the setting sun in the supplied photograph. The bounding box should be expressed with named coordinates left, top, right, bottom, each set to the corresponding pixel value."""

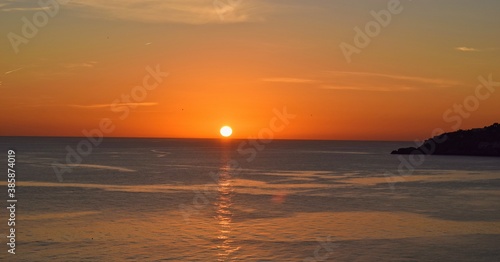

left=220, top=126, right=233, bottom=137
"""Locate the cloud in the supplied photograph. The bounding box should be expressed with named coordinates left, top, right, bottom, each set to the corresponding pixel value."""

left=262, top=71, right=460, bottom=92
left=1, top=0, right=297, bottom=24
left=326, top=71, right=461, bottom=88
left=56, top=164, right=136, bottom=172
left=62, top=0, right=274, bottom=24
left=455, top=47, right=479, bottom=52
left=0, top=1, right=50, bottom=12
left=62, top=61, right=98, bottom=69
left=4, top=67, right=24, bottom=75
left=320, top=85, right=415, bottom=92
left=454, top=46, right=499, bottom=52
left=69, top=102, right=158, bottom=109
left=0, top=6, right=49, bottom=12
left=261, top=77, right=319, bottom=84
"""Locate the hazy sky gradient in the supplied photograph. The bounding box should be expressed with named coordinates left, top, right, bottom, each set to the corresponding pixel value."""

left=1, top=0, right=499, bottom=140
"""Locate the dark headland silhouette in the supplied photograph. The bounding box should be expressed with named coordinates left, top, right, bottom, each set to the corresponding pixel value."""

left=392, top=123, right=500, bottom=157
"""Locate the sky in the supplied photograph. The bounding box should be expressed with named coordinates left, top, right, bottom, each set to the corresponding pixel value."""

left=1, top=0, right=499, bottom=140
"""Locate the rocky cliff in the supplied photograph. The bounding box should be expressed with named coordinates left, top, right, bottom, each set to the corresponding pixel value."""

left=391, top=123, right=500, bottom=157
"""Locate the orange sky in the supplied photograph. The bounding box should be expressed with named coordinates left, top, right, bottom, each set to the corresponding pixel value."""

left=1, top=0, right=499, bottom=140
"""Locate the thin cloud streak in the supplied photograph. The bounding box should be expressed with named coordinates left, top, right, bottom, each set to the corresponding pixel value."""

left=62, top=62, right=98, bottom=69
left=326, top=71, right=462, bottom=88
left=320, top=85, right=415, bottom=92
left=0, top=1, right=49, bottom=12
left=69, top=102, right=158, bottom=109
left=263, top=71, right=459, bottom=92
left=63, top=0, right=274, bottom=24
left=261, top=77, right=319, bottom=84
left=455, top=46, right=498, bottom=52
left=0, top=7, right=49, bottom=12
left=455, top=46, right=479, bottom=52
left=5, top=67, right=24, bottom=75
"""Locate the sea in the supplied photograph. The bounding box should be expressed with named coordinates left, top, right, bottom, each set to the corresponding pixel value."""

left=1, top=137, right=499, bottom=261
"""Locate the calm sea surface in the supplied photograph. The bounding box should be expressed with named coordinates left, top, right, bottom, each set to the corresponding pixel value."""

left=1, top=137, right=499, bottom=261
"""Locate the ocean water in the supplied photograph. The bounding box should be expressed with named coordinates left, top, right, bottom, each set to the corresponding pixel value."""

left=1, top=137, right=499, bottom=261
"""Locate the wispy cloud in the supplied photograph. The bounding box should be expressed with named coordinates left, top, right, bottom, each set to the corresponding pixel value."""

left=262, top=71, right=460, bottom=92
left=261, top=77, right=319, bottom=84
left=62, top=0, right=274, bottom=24
left=56, top=164, right=136, bottom=172
left=454, top=46, right=498, bottom=52
left=326, top=71, right=461, bottom=88
left=0, top=6, right=49, bottom=12
left=455, top=46, right=479, bottom=52
left=0, top=1, right=50, bottom=12
left=4, top=67, right=24, bottom=75
left=62, top=61, right=98, bottom=69
left=320, top=85, right=415, bottom=92
left=69, top=102, right=158, bottom=109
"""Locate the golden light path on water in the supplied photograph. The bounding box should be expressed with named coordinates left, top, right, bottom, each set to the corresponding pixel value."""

left=215, top=147, right=240, bottom=261
left=216, top=162, right=239, bottom=261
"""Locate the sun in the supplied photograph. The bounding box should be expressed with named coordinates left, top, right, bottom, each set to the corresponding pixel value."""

left=220, top=126, right=232, bottom=137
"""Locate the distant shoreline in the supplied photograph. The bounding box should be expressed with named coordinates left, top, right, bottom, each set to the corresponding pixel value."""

left=391, top=123, right=500, bottom=157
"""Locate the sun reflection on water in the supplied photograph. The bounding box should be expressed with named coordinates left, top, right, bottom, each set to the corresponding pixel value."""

left=215, top=154, right=240, bottom=261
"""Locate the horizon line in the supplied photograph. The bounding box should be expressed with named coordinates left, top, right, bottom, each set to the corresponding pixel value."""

left=0, top=135, right=412, bottom=143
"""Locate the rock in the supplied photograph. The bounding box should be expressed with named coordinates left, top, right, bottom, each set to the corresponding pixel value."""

left=391, top=147, right=422, bottom=155
left=391, top=123, right=500, bottom=157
